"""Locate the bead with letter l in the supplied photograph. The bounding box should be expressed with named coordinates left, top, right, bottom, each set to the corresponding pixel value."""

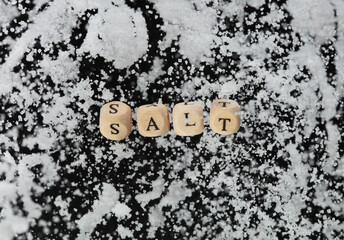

left=172, top=102, right=204, bottom=136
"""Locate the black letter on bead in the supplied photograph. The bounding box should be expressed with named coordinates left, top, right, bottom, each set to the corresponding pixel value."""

left=146, top=104, right=158, bottom=108
left=110, top=123, right=120, bottom=135
left=184, top=113, right=196, bottom=127
left=218, top=101, right=228, bottom=107
left=109, top=104, right=119, bottom=114
left=218, top=118, right=231, bottom=131
left=147, top=117, right=159, bottom=131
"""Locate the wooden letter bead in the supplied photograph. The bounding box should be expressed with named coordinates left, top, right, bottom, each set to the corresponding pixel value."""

left=99, top=101, right=132, bottom=140
left=172, top=102, right=204, bottom=136
left=210, top=99, right=241, bottom=135
left=137, top=104, right=170, bottom=137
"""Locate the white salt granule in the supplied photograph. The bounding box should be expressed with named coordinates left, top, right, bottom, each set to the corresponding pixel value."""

left=54, top=196, right=72, bottom=221
left=117, top=225, right=134, bottom=239
left=136, top=176, right=165, bottom=207
left=0, top=1, right=19, bottom=26
left=112, top=203, right=131, bottom=219
left=39, top=51, right=80, bottom=84
left=76, top=183, right=120, bottom=240
left=151, top=0, right=218, bottom=64
left=78, top=2, right=148, bottom=69
left=287, top=0, right=336, bottom=44
left=0, top=0, right=343, bottom=238
left=146, top=180, right=192, bottom=237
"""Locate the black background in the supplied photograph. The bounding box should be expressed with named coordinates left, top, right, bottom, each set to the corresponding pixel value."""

left=0, top=0, right=343, bottom=239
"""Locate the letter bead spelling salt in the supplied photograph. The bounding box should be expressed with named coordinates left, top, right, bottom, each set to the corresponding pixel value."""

left=209, top=99, right=241, bottom=135
left=99, top=101, right=132, bottom=140
left=137, top=104, right=170, bottom=137
left=172, top=102, right=204, bottom=136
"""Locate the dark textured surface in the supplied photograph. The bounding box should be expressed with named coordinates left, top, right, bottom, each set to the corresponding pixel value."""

left=0, top=0, right=343, bottom=239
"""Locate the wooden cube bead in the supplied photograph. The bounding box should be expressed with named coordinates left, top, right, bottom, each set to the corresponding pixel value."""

left=137, top=104, right=170, bottom=137
left=99, top=101, right=132, bottom=140
left=210, top=99, right=241, bottom=135
left=172, top=102, right=204, bottom=136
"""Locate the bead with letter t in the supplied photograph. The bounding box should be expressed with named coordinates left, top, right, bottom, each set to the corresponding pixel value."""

left=137, top=104, right=170, bottom=137
left=209, top=99, right=241, bottom=135
left=99, top=101, right=132, bottom=140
